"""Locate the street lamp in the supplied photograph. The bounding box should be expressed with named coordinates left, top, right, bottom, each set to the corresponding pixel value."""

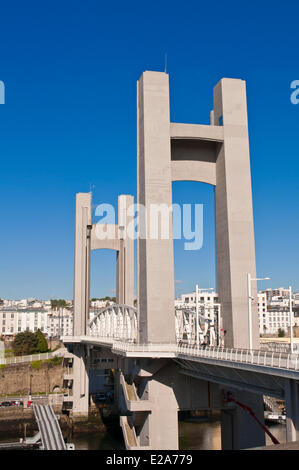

left=195, top=285, right=214, bottom=347
left=247, top=274, right=270, bottom=351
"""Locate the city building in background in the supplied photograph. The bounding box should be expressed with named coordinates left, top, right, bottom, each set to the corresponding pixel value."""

left=0, top=289, right=298, bottom=341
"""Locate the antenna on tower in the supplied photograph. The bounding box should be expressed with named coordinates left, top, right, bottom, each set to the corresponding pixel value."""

left=164, top=53, right=167, bottom=73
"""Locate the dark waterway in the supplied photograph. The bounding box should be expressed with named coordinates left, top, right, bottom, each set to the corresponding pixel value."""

left=0, top=416, right=287, bottom=450
left=71, top=418, right=287, bottom=450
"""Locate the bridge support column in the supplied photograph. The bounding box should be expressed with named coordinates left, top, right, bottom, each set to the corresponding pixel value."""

left=137, top=71, right=176, bottom=344
left=285, top=379, right=299, bottom=442
left=213, top=79, right=258, bottom=349
left=72, top=344, right=89, bottom=417
left=116, top=194, right=134, bottom=306
left=136, top=71, right=259, bottom=349
left=73, top=193, right=92, bottom=336
left=137, top=363, right=179, bottom=449
left=71, top=193, right=91, bottom=418
left=221, top=390, right=265, bottom=449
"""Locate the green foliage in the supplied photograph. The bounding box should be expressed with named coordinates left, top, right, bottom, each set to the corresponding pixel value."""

left=31, top=360, right=42, bottom=370
left=45, top=356, right=62, bottom=367
left=35, top=329, right=48, bottom=353
left=278, top=328, right=285, bottom=337
left=4, top=349, right=13, bottom=358
left=91, top=296, right=116, bottom=302
left=12, top=331, right=38, bottom=356
left=51, top=299, right=67, bottom=310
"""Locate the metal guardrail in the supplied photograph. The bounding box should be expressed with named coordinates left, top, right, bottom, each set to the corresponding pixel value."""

left=0, top=351, right=59, bottom=365
left=113, top=342, right=178, bottom=353
left=63, top=333, right=299, bottom=374
left=111, top=341, right=299, bottom=372
left=177, top=345, right=299, bottom=371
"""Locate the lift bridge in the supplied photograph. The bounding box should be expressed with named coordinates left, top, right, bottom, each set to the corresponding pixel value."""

left=63, top=71, right=299, bottom=450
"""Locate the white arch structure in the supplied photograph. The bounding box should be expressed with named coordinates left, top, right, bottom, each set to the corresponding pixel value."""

left=89, top=304, right=138, bottom=342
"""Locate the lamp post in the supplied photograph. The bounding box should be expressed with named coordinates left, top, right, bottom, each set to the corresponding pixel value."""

left=195, top=285, right=213, bottom=348
left=289, top=286, right=294, bottom=354
left=247, top=274, right=270, bottom=351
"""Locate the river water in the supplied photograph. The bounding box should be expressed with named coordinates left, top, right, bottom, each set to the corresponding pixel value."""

left=71, top=417, right=287, bottom=450
left=0, top=415, right=287, bottom=450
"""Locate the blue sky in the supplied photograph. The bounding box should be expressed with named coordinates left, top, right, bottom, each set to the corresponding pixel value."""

left=0, top=1, right=298, bottom=300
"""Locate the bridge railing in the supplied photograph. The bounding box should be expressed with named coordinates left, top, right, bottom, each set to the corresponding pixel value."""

left=113, top=342, right=178, bottom=353
left=177, top=344, right=299, bottom=371
left=0, top=352, right=57, bottom=365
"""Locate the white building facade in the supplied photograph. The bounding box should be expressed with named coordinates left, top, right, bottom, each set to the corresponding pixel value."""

left=0, top=306, right=73, bottom=339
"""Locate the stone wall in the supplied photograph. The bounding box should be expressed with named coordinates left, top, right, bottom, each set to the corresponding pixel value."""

left=0, top=361, right=64, bottom=396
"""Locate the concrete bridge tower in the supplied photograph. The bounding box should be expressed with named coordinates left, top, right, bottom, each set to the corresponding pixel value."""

left=135, top=71, right=261, bottom=449
left=137, top=71, right=258, bottom=350
left=72, top=192, right=134, bottom=416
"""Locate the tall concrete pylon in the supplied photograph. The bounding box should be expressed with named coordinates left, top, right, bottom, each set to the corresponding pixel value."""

left=73, top=192, right=135, bottom=336
left=72, top=192, right=134, bottom=416
left=137, top=71, right=258, bottom=349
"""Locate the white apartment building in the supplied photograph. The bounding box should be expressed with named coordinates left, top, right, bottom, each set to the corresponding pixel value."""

left=47, top=308, right=73, bottom=337
left=258, top=292, right=293, bottom=335
left=258, top=293, right=268, bottom=334
left=176, top=289, right=294, bottom=337
left=0, top=308, right=48, bottom=337
left=90, top=299, right=114, bottom=309
left=175, top=291, right=219, bottom=308
left=0, top=307, right=73, bottom=339
left=261, top=287, right=291, bottom=302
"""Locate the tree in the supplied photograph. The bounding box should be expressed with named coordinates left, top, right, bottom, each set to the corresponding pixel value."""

left=35, top=329, right=48, bottom=353
left=51, top=299, right=67, bottom=310
left=278, top=328, right=285, bottom=337
left=12, top=331, right=38, bottom=356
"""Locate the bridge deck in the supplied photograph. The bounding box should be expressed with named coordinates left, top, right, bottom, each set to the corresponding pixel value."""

left=63, top=335, right=299, bottom=380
